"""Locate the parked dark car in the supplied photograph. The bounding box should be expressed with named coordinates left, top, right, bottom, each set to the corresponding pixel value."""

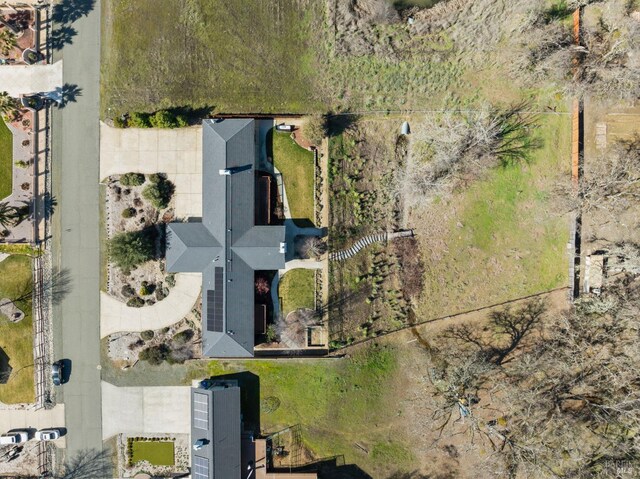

left=51, top=361, right=62, bottom=386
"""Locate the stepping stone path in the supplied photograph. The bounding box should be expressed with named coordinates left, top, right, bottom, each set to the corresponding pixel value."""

left=329, top=230, right=414, bottom=262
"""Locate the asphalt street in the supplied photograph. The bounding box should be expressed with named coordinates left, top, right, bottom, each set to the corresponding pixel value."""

left=51, top=0, right=103, bottom=458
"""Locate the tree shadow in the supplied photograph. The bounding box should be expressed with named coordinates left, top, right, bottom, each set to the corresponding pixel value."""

left=48, top=24, right=78, bottom=51
left=51, top=267, right=73, bottom=306
left=52, top=0, right=97, bottom=25
left=55, top=447, right=113, bottom=479
left=44, top=193, right=57, bottom=219
left=443, top=299, right=547, bottom=366
left=47, top=83, right=83, bottom=109
left=327, top=113, right=360, bottom=138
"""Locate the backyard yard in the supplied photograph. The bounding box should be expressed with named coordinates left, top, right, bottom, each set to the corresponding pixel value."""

left=270, top=130, right=315, bottom=226
left=0, top=254, right=34, bottom=404
left=279, top=269, right=315, bottom=317
left=130, top=439, right=175, bottom=466
left=0, top=118, right=13, bottom=200
left=205, top=344, right=416, bottom=477
left=412, top=113, right=571, bottom=320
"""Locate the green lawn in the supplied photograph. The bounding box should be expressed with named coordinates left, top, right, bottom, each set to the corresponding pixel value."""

left=101, top=0, right=321, bottom=116
left=0, top=118, right=13, bottom=200
left=270, top=130, right=315, bottom=226
left=131, top=440, right=175, bottom=466
left=207, top=345, right=414, bottom=476
left=279, top=269, right=315, bottom=316
left=416, top=114, right=571, bottom=320
left=0, top=255, right=34, bottom=404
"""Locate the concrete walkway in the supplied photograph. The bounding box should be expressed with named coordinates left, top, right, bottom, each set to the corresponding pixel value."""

left=0, top=404, right=66, bottom=447
left=101, top=382, right=190, bottom=440
left=99, top=123, right=203, bottom=219
left=100, top=273, right=201, bottom=338
left=0, top=61, right=63, bottom=96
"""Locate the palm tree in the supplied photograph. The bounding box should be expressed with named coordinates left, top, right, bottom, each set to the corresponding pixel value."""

left=0, top=202, right=19, bottom=229
left=0, top=29, right=17, bottom=57
left=0, top=91, right=18, bottom=119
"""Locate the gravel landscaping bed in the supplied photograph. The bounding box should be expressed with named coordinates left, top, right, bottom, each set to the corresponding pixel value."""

left=105, top=173, right=176, bottom=306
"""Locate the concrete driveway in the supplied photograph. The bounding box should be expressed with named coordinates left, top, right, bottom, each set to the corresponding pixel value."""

left=101, top=382, right=190, bottom=440
left=0, top=61, right=63, bottom=96
left=100, top=272, right=201, bottom=338
left=99, top=123, right=203, bottom=219
left=0, top=405, right=66, bottom=447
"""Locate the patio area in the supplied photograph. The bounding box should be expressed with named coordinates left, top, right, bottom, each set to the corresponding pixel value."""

left=0, top=7, right=41, bottom=66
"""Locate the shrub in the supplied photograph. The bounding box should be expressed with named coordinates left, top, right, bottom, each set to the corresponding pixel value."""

left=128, top=112, right=151, bottom=128
left=108, top=229, right=155, bottom=271
left=303, top=114, right=327, bottom=145
left=176, top=115, right=188, bottom=127
left=172, top=329, right=194, bottom=346
left=265, top=324, right=277, bottom=343
left=142, top=176, right=175, bottom=209
left=113, top=116, right=127, bottom=128
left=140, top=330, right=154, bottom=341
left=139, top=282, right=155, bottom=296
left=139, top=344, right=170, bottom=365
left=120, top=173, right=145, bottom=187
left=121, top=207, right=136, bottom=218
left=21, top=139, right=29, bottom=147
left=255, top=277, right=270, bottom=296
left=126, top=296, right=145, bottom=308
left=128, top=338, right=144, bottom=350
left=121, top=284, right=135, bottom=298
left=148, top=173, right=161, bottom=184
left=155, top=287, right=167, bottom=301
left=160, top=327, right=170, bottom=334
left=14, top=160, right=28, bottom=168
left=165, top=273, right=176, bottom=288
left=149, top=110, right=178, bottom=129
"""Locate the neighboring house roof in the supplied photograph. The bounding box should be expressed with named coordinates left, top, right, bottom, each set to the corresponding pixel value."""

left=191, top=384, right=241, bottom=479
left=166, top=119, right=285, bottom=357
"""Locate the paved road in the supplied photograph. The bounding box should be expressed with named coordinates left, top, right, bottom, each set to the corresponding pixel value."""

left=51, top=0, right=103, bottom=458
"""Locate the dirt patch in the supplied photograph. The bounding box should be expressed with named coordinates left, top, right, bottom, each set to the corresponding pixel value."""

left=0, top=298, right=23, bottom=322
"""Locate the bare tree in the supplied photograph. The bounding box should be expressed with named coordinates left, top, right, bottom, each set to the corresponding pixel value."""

left=512, top=1, right=640, bottom=101
left=400, top=103, right=539, bottom=207
left=559, top=135, right=640, bottom=214
left=296, top=235, right=327, bottom=259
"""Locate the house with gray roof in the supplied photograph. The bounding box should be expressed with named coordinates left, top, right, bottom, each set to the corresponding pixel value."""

left=166, top=119, right=286, bottom=358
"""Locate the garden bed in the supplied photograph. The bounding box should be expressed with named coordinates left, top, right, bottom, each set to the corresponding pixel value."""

left=106, top=314, right=201, bottom=367
left=105, top=173, right=176, bottom=307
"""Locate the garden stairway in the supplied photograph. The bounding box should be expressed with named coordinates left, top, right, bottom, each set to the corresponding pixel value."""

left=329, top=230, right=414, bottom=262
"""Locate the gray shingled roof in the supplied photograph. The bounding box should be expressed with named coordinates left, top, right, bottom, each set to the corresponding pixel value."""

left=166, top=119, right=285, bottom=358
left=191, top=385, right=241, bottom=479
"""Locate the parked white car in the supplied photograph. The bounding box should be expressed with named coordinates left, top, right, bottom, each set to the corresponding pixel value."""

left=35, top=429, right=60, bottom=441
left=0, top=431, right=29, bottom=445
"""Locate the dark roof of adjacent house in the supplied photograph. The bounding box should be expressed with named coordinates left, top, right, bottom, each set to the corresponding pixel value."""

left=166, top=119, right=285, bottom=357
left=191, top=384, right=241, bottom=479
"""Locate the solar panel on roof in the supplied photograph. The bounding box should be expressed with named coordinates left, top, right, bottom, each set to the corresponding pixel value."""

left=193, top=392, right=209, bottom=430
left=206, top=268, right=224, bottom=332
left=193, top=456, right=209, bottom=479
